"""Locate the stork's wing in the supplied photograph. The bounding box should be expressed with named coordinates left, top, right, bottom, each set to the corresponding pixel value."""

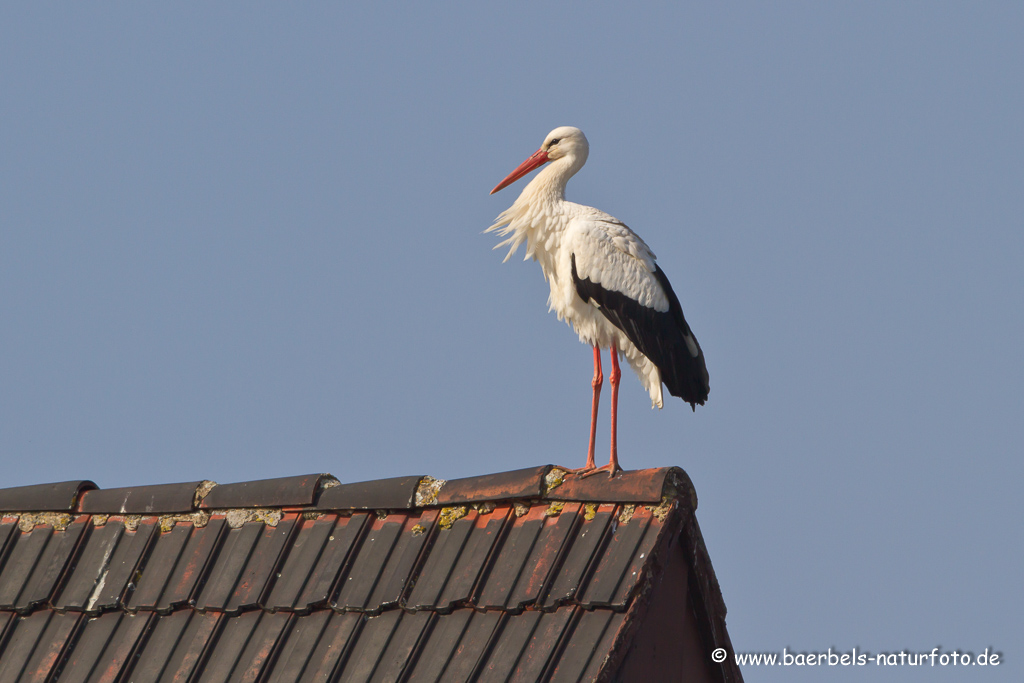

left=567, top=217, right=666, bottom=310
left=568, top=217, right=709, bottom=408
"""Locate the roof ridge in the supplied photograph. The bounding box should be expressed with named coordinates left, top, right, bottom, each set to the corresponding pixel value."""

left=0, top=466, right=695, bottom=516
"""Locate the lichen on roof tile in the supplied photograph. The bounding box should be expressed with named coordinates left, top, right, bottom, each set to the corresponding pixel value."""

left=119, top=514, right=144, bottom=532
left=471, top=501, right=496, bottom=515
left=545, top=501, right=566, bottom=517
left=618, top=505, right=636, bottom=524
left=193, top=480, right=217, bottom=507
left=644, top=496, right=677, bottom=523
left=415, top=476, right=444, bottom=507
left=224, top=508, right=282, bottom=529
left=544, top=467, right=567, bottom=494
left=16, top=512, right=73, bottom=532
left=159, top=510, right=211, bottom=532
left=437, top=505, right=467, bottom=529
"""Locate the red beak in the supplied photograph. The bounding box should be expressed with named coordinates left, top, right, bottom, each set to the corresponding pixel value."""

left=490, top=148, right=550, bottom=194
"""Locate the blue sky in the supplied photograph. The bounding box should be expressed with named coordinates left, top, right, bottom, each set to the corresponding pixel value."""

left=2, top=3, right=1021, bottom=680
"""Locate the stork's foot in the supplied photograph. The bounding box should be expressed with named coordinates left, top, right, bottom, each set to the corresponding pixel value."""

left=566, top=461, right=623, bottom=479
left=581, top=461, right=622, bottom=478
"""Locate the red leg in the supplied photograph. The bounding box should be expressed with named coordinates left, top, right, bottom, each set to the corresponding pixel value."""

left=566, top=346, right=602, bottom=474
left=582, top=343, right=622, bottom=478
left=586, top=346, right=603, bottom=469
left=608, top=345, right=621, bottom=474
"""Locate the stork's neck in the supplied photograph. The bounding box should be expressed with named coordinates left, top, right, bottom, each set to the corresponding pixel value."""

left=521, top=152, right=586, bottom=205
left=486, top=148, right=589, bottom=265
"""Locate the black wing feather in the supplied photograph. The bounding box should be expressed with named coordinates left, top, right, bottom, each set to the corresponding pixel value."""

left=571, top=253, right=710, bottom=409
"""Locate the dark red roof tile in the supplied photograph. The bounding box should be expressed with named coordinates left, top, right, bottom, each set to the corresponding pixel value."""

left=262, top=515, right=338, bottom=611
left=543, top=503, right=617, bottom=609
left=52, top=521, right=125, bottom=612
left=404, top=510, right=475, bottom=610
left=367, top=609, right=433, bottom=682
left=199, top=474, right=327, bottom=510
left=505, top=503, right=583, bottom=611
left=56, top=611, right=139, bottom=683
left=338, top=608, right=401, bottom=679
left=289, top=513, right=369, bottom=611
left=155, top=517, right=229, bottom=611
left=263, top=609, right=331, bottom=683
left=437, top=505, right=512, bottom=609
left=435, top=465, right=552, bottom=504
left=0, top=610, right=14, bottom=645
left=551, top=609, right=626, bottom=682
left=430, top=609, right=504, bottom=681
left=0, top=611, right=41, bottom=679
left=403, top=505, right=511, bottom=612
left=1, top=610, right=80, bottom=681
left=226, top=516, right=298, bottom=613
left=581, top=505, right=656, bottom=608
left=156, top=610, right=223, bottom=682
left=365, top=509, right=438, bottom=612
left=78, top=481, right=202, bottom=515
left=508, top=606, right=578, bottom=682
left=125, top=609, right=194, bottom=681
left=124, top=523, right=192, bottom=611
left=331, top=514, right=407, bottom=612
left=477, top=609, right=542, bottom=681
left=292, top=611, right=363, bottom=681
left=89, top=520, right=159, bottom=611
left=69, top=611, right=152, bottom=683
left=0, top=518, right=88, bottom=611
left=0, top=523, right=15, bottom=563
left=0, top=481, right=96, bottom=513
left=195, top=521, right=265, bottom=612
left=403, top=609, right=471, bottom=680
left=315, top=475, right=423, bottom=510
left=549, top=466, right=684, bottom=504
left=477, top=504, right=550, bottom=610
left=199, top=610, right=292, bottom=683
left=0, top=522, right=49, bottom=609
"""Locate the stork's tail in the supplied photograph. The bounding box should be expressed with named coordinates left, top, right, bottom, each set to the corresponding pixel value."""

left=658, top=335, right=710, bottom=410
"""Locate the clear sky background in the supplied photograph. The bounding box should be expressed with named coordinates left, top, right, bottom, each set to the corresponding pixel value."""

left=2, top=3, right=1020, bottom=680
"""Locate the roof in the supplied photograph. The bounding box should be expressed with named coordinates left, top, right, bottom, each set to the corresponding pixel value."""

left=0, top=466, right=742, bottom=682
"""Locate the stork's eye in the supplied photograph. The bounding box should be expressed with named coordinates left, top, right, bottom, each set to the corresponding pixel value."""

left=549, top=138, right=560, bottom=146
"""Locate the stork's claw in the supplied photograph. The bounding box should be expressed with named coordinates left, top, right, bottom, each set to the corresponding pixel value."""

left=579, top=461, right=622, bottom=479
left=564, top=461, right=622, bottom=479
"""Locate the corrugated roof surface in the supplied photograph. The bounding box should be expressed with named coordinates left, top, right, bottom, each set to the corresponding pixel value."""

left=0, top=466, right=740, bottom=683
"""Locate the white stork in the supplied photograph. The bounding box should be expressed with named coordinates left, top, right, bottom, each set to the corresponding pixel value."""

left=487, top=126, right=709, bottom=476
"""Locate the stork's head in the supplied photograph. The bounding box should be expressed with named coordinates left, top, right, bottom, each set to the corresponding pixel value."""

left=490, top=126, right=590, bottom=194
